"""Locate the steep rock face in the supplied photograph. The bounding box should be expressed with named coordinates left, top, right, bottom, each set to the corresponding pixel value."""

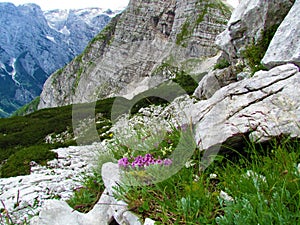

left=215, top=0, right=294, bottom=62
left=262, top=0, right=300, bottom=68
left=0, top=3, right=114, bottom=117
left=38, top=0, right=231, bottom=109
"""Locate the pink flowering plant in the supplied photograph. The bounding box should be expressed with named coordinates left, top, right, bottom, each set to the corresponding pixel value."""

left=111, top=123, right=184, bottom=164
left=118, top=153, right=172, bottom=170
left=117, top=153, right=173, bottom=185
left=110, top=123, right=192, bottom=185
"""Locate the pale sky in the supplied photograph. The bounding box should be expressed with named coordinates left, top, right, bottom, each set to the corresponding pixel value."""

left=0, top=0, right=239, bottom=11
left=0, top=0, right=130, bottom=10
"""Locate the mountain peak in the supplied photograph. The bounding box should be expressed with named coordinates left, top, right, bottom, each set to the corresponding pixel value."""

left=0, top=4, right=113, bottom=117
left=0, top=2, right=17, bottom=13
left=38, top=0, right=232, bottom=109
left=17, top=3, right=44, bottom=18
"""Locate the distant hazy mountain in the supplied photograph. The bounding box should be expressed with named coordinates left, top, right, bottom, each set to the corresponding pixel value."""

left=44, top=8, right=118, bottom=56
left=0, top=2, right=118, bottom=117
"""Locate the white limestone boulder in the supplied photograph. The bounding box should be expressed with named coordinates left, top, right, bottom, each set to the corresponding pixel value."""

left=188, top=64, right=300, bottom=151
left=262, top=0, right=300, bottom=68
left=216, top=0, right=294, bottom=61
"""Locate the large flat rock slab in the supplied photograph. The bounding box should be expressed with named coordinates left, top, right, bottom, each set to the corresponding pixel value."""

left=189, top=64, right=300, bottom=151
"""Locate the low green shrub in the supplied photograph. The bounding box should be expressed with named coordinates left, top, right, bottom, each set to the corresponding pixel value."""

left=0, top=145, right=57, bottom=178
left=11, top=97, right=40, bottom=117
left=172, top=71, right=199, bottom=95
left=242, top=24, right=280, bottom=74
left=214, top=59, right=230, bottom=70
left=67, top=172, right=105, bottom=213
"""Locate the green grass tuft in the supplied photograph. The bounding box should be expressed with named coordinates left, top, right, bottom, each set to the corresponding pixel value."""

left=242, top=24, right=280, bottom=74
left=113, top=135, right=300, bottom=224
left=214, top=59, right=230, bottom=70
left=67, top=171, right=105, bottom=213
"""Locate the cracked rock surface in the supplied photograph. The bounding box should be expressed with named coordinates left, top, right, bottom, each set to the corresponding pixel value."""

left=31, top=162, right=154, bottom=225
left=188, top=64, right=300, bottom=151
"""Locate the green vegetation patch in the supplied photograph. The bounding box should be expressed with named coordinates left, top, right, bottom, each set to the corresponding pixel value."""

left=0, top=145, right=57, bottom=178
left=172, top=70, right=199, bottom=95
left=11, top=96, right=40, bottom=117
left=113, top=136, right=300, bottom=224
left=214, top=59, right=230, bottom=70
left=152, top=62, right=199, bottom=95
left=216, top=138, right=300, bottom=224
left=51, top=66, right=66, bottom=86
left=242, top=24, right=280, bottom=74
left=67, top=171, right=105, bottom=213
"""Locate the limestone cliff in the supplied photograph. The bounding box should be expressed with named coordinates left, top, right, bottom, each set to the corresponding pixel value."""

left=216, top=0, right=294, bottom=63
left=38, top=0, right=231, bottom=109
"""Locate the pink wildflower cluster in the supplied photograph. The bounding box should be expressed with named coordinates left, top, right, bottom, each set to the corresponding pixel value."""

left=118, top=153, right=172, bottom=169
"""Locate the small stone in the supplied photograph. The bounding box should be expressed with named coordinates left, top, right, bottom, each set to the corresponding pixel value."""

left=63, top=161, right=71, bottom=167
left=237, top=71, right=251, bottom=81
left=144, top=218, right=155, bottom=225
left=144, top=218, right=156, bottom=225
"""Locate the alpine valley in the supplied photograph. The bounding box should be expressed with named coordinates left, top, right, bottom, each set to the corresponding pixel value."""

left=0, top=2, right=119, bottom=117
left=1, top=0, right=300, bottom=224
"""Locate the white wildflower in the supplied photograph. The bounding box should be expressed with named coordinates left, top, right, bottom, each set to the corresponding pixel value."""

left=220, top=190, right=234, bottom=202
left=209, top=173, right=217, bottom=179
left=246, top=170, right=266, bottom=183
left=185, top=160, right=196, bottom=168
left=193, top=174, right=200, bottom=182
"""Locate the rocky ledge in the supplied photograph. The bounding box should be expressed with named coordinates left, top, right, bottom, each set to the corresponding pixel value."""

left=0, top=144, right=100, bottom=224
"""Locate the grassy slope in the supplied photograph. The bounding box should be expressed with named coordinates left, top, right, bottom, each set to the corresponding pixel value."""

left=0, top=97, right=115, bottom=177
left=0, top=71, right=197, bottom=178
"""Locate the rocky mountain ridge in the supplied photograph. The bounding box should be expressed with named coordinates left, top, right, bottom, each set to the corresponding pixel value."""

left=38, top=0, right=232, bottom=109
left=0, top=3, right=117, bottom=117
